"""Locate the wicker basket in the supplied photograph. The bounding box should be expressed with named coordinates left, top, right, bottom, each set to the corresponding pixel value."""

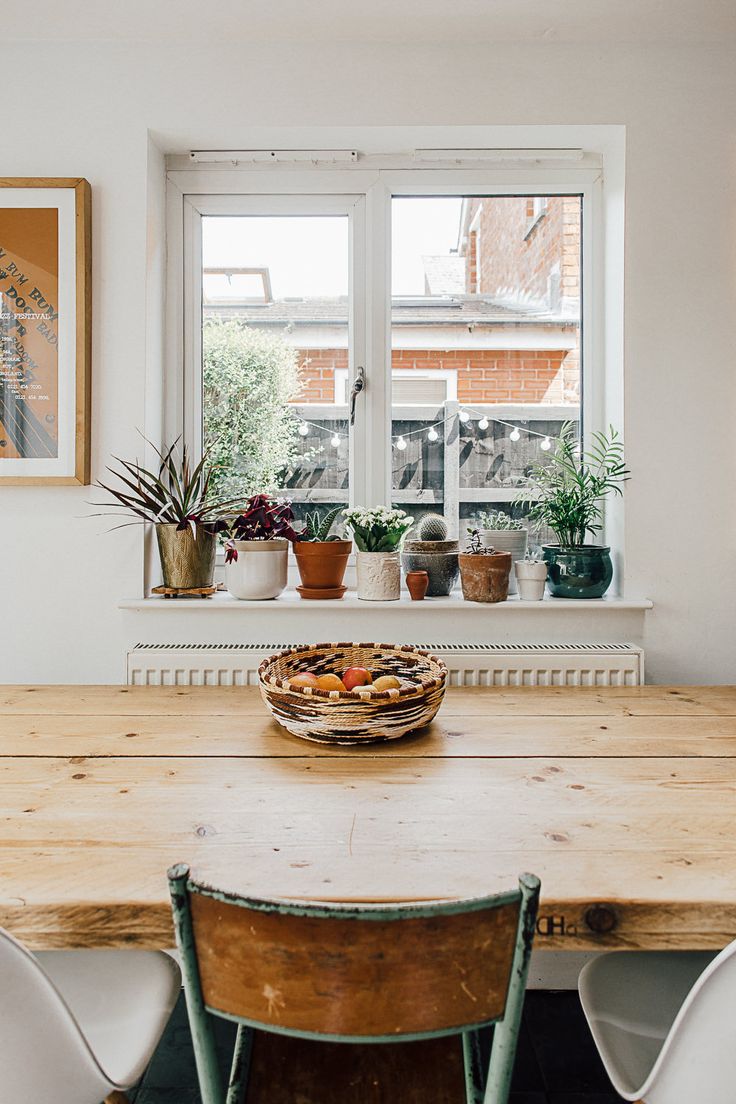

left=258, top=642, right=447, bottom=745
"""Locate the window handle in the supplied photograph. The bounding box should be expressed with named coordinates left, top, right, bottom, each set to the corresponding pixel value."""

left=350, top=366, right=365, bottom=426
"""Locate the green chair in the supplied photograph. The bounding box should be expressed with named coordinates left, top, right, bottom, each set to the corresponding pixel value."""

left=168, top=864, right=540, bottom=1104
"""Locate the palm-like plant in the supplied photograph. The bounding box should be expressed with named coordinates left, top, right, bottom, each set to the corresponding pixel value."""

left=518, top=423, right=629, bottom=547
left=94, top=440, right=240, bottom=536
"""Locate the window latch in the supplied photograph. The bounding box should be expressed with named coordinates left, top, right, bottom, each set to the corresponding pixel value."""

left=350, top=366, right=365, bottom=426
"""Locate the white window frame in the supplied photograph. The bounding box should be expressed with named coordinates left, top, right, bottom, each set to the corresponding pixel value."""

left=166, top=159, right=602, bottom=515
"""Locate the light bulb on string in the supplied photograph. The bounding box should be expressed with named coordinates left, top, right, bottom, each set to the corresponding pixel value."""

left=458, top=409, right=470, bottom=423
left=540, top=436, right=551, bottom=451
left=509, top=426, right=521, bottom=442
left=330, top=433, right=341, bottom=448
left=478, top=416, right=489, bottom=430
left=395, top=436, right=407, bottom=451
left=427, top=426, right=439, bottom=443
left=298, top=422, right=309, bottom=437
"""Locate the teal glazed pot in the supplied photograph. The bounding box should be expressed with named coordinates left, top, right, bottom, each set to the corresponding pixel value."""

left=542, top=545, right=613, bottom=599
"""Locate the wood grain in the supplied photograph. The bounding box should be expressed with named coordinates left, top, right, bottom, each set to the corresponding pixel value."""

left=1, top=686, right=736, bottom=953
left=191, top=891, right=518, bottom=1034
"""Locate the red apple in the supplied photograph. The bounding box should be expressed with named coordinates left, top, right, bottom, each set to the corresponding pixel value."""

left=343, top=667, right=373, bottom=691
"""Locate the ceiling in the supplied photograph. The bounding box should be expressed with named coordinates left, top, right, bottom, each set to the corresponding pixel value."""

left=5, top=0, right=735, bottom=45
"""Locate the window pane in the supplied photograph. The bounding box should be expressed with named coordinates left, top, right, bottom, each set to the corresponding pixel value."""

left=390, top=196, right=581, bottom=539
left=201, top=215, right=349, bottom=524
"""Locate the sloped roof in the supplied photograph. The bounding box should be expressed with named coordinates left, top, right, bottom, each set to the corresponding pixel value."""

left=422, top=254, right=466, bottom=295
left=203, top=294, right=576, bottom=326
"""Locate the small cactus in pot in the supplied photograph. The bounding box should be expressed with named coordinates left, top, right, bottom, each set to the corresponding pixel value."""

left=401, top=512, right=459, bottom=596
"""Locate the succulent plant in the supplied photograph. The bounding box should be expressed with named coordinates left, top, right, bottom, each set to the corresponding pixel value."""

left=301, top=506, right=344, bottom=542
left=417, top=513, right=448, bottom=542
left=476, top=510, right=524, bottom=531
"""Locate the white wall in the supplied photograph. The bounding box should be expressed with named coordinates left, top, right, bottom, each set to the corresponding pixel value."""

left=2, top=42, right=734, bottom=684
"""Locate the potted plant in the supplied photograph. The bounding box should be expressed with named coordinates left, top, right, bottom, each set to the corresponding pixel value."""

left=514, top=548, right=548, bottom=601
left=520, top=423, right=629, bottom=599
left=475, top=510, right=528, bottom=595
left=293, top=507, right=352, bottom=599
left=94, top=441, right=234, bottom=590
left=401, top=513, right=460, bottom=596
left=458, top=530, right=512, bottom=603
left=224, top=494, right=300, bottom=600
left=343, top=506, right=413, bottom=601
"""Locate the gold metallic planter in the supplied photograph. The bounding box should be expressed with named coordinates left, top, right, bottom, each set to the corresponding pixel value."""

left=155, top=523, right=216, bottom=590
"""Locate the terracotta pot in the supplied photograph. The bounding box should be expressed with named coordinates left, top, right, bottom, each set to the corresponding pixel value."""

left=458, top=550, right=512, bottom=603
left=478, top=529, right=528, bottom=594
left=405, top=570, right=429, bottom=601
left=155, top=523, right=216, bottom=590
left=294, top=540, right=352, bottom=597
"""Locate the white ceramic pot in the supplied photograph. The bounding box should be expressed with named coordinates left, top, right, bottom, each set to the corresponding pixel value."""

left=479, top=529, right=528, bottom=594
left=356, top=550, right=401, bottom=601
left=514, top=559, right=548, bottom=601
left=225, top=538, right=289, bottom=600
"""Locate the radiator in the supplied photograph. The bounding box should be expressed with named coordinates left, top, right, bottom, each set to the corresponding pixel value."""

left=127, top=642, right=643, bottom=687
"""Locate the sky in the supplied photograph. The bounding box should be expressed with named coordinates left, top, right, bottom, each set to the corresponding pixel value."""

left=202, top=197, right=464, bottom=299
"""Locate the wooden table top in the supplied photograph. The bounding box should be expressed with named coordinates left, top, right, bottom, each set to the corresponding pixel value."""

left=1, top=684, right=735, bottom=952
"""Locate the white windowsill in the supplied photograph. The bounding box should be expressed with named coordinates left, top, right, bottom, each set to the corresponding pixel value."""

left=119, top=591, right=652, bottom=612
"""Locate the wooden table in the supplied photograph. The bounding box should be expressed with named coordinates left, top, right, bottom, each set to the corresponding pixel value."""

left=1, top=684, right=735, bottom=952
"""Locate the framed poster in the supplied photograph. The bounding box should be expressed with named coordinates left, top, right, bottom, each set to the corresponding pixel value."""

left=0, top=178, right=91, bottom=485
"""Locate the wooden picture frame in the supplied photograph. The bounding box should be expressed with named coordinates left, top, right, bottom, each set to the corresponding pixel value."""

left=0, top=178, right=91, bottom=485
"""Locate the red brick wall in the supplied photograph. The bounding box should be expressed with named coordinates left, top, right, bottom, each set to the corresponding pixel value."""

left=293, top=347, right=570, bottom=405
left=464, top=195, right=581, bottom=308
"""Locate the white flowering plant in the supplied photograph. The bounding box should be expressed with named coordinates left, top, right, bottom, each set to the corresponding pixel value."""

left=343, top=506, right=413, bottom=552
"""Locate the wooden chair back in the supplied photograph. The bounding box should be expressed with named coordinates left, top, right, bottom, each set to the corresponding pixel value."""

left=168, top=865, right=540, bottom=1104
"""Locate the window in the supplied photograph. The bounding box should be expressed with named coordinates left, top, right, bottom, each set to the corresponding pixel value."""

left=171, top=157, right=597, bottom=540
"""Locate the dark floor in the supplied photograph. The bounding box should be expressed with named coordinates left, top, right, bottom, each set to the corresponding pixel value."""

left=131, top=991, right=623, bottom=1103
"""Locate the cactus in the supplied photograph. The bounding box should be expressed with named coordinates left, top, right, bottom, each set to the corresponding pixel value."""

left=417, top=513, right=448, bottom=542
left=302, top=506, right=343, bottom=542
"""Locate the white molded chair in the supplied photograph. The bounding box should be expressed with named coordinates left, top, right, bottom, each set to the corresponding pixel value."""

left=0, top=927, right=181, bottom=1104
left=579, top=942, right=736, bottom=1103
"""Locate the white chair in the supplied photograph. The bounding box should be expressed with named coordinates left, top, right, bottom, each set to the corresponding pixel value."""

left=579, top=942, right=736, bottom=1103
left=0, top=926, right=181, bottom=1104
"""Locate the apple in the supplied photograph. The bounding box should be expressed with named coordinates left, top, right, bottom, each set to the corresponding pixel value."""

left=343, top=667, right=373, bottom=691
left=288, top=672, right=319, bottom=688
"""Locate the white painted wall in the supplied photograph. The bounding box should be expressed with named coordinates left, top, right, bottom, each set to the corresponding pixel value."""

left=2, top=42, right=734, bottom=683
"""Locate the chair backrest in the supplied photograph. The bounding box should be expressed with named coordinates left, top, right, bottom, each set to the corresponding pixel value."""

left=0, top=927, right=113, bottom=1104
left=642, top=939, right=736, bottom=1104
left=169, top=865, right=539, bottom=1104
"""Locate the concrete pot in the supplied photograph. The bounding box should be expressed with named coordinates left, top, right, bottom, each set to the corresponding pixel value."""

left=514, top=560, right=548, bottom=601
left=458, top=550, right=513, bottom=604
left=478, top=529, right=528, bottom=594
left=401, top=538, right=460, bottom=596
left=225, top=538, right=289, bottom=600
left=356, top=551, right=401, bottom=601
left=155, top=523, right=216, bottom=590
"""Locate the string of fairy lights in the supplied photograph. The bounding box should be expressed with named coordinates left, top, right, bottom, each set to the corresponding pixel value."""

left=297, top=407, right=553, bottom=452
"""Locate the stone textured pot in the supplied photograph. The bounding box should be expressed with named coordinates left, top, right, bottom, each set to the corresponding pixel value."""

left=542, top=545, right=613, bottom=599
left=155, top=523, right=216, bottom=590
left=401, top=538, right=459, bottom=597
left=479, top=529, right=528, bottom=595
left=294, top=539, right=351, bottom=598
left=225, top=538, right=289, bottom=600
left=458, top=550, right=512, bottom=603
left=356, top=550, right=401, bottom=601
left=405, top=570, right=429, bottom=601
left=514, top=560, right=548, bottom=601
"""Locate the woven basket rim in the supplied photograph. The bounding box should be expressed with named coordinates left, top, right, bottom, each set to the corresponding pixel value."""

left=258, top=642, right=447, bottom=701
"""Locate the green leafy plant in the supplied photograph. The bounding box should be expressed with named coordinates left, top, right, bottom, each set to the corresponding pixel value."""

left=301, top=506, right=344, bottom=542
left=476, top=510, right=524, bottom=532
left=93, top=440, right=238, bottom=536
left=202, top=319, right=301, bottom=500
left=518, top=422, right=629, bottom=547
left=343, top=506, right=413, bottom=552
